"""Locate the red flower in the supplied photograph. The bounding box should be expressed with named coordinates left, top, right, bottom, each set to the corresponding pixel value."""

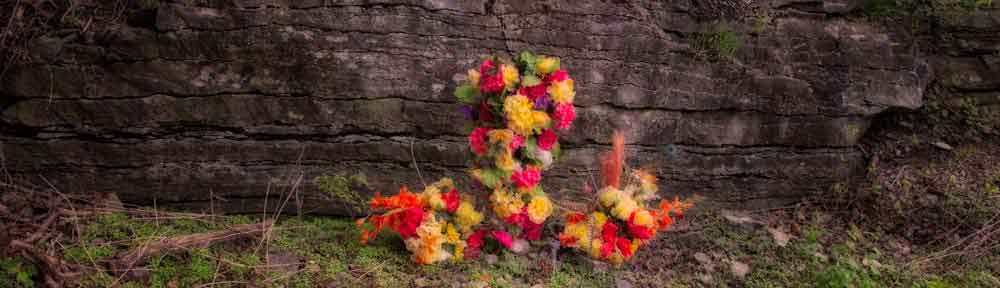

left=465, top=230, right=488, bottom=260
left=552, top=103, right=576, bottom=130
left=492, top=230, right=514, bottom=249
left=511, top=166, right=541, bottom=189
left=601, top=221, right=618, bottom=242
left=396, top=207, right=425, bottom=239
left=522, top=219, right=543, bottom=241
left=505, top=211, right=529, bottom=226
left=469, top=127, right=489, bottom=155
left=443, top=188, right=460, bottom=213
left=480, top=73, right=504, bottom=94
left=537, top=129, right=558, bottom=151
left=616, top=237, right=633, bottom=258
left=628, top=212, right=656, bottom=240
left=518, top=83, right=548, bottom=101
left=478, top=102, right=494, bottom=123
left=544, top=69, right=569, bottom=83
left=600, top=240, right=615, bottom=259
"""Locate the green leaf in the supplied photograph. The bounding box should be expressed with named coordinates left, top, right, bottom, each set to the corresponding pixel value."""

left=551, top=143, right=562, bottom=160
left=454, top=84, right=479, bottom=104
left=522, top=75, right=541, bottom=87
left=481, top=168, right=511, bottom=189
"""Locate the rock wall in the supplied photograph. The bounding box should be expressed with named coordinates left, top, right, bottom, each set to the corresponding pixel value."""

left=1, top=0, right=935, bottom=214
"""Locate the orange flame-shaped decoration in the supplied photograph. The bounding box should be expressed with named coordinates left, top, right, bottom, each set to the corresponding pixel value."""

left=600, top=131, right=625, bottom=189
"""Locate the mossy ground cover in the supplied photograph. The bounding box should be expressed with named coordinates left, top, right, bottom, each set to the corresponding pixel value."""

left=2, top=192, right=996, bottom=287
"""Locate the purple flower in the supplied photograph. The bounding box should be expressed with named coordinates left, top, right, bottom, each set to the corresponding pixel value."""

left=533, top=97, right=551, bottom=110
left=460, top=105, right=476, bottom=120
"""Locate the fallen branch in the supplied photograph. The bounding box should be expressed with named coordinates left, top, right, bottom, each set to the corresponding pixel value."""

left=10, top=240, right=81, bottom=287
left=110, top=220, right=274, bottom=274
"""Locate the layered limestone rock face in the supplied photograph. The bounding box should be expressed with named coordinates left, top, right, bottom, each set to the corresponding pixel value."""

left=1, top=0, right=934, bottom=214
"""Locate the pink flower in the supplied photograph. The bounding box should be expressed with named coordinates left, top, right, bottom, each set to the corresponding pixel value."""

left=510, top=134, right=525, bottom=151
left=552, top=103, right=576, bottom=130
left=469, top=127, right=489, bottom=155
left=480, top=73, right=504, bottom=94
left=491, top=230, right=514, bottom=249
left=537, top=129, right=557, bottom=151
left=480, top=59, right=496, bottom=75
left=544, top=69, right=568, bottom=83
left=511, top=166, right=541, bottom=189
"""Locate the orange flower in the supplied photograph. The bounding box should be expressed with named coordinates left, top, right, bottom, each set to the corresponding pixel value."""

left=558, top=234, right=579, bottom=247
left=565, top=212, right=587, bottom=224
left=370, top=186, right=424, bottom=210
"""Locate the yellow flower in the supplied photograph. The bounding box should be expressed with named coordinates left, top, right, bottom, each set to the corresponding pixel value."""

left=590, top=212, right=608, bottom=229
left=423, top=186, right=445, bottom=211
left=598, top=187, right=622, bottom=208
left=608, top=253, right=624, bottom=265
left=630, top=238, right=642, bottom=255
left=468, top=69, right=481, bottom=86
left=406, top=217, right=451, bottom=265
left=564, top=223, right=591, bottom=247
left=536, top=57, right=559, bottom=75
left=453, top=241, right=466, bottom=261
left=501, top=64, right=519, bottom=88
left=612, top=198, right=638, bottom=220
left=491, top=188, right=523, bottom=219
left=531, top=111, right=550, bottom=128
left=527, top=196, right=553, bottom=224
left=488, top=129, right=515, bottom=145
left=417, top=215, right=443, bottom=237
left=495, top=151, right=516, bottom=172
left=455, top=201, right=483, bottom=232
left=548, top=79, right=575, bottom=104
left=504, top=94, right=543, bottom=135
left=587, top=238, right=604, bottom=259
left=633, top=209, right=654, bottom=227
left=446, top=224, right=460, bottom=244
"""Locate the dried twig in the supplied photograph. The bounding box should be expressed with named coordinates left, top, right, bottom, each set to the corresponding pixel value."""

left=110, top=220, right=275, bottom=275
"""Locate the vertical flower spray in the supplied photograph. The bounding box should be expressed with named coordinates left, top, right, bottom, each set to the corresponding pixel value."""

left=455, top=52, right=577, bottom=254
left=558, top=131, right=694, bottom=265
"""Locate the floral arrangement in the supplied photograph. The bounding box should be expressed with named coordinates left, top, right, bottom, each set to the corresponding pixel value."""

left=356, top=178, right=485, bottom=265
left=455, top=52, right=577, bottom=250
left=558, top=132, right=693, bottom=264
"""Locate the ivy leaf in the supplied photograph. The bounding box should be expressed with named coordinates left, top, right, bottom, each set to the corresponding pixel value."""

left=518, top=51, right=538, bottom=75
left=454, top=84, right=479, bottom=104
left=522, top=75, right=541, bottom=87
left=524, top=138, right=540, bottom=160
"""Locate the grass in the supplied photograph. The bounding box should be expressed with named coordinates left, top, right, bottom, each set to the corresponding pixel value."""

left=2, top=206, right=997, bottom=287
left=690, top=23, right=742, bottom=61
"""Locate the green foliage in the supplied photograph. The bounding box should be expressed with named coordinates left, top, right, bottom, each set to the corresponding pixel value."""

left=1, top=257, right=37, bottom=288
left=454, top=84, right=480, bottom=104
left=690, top=23, right=742, bottom=60
left=314, top=173, right=368, bottom=212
